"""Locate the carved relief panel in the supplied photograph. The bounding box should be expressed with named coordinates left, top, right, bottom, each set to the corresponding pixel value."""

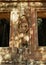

left=0, top=1, right=46, bottom=64
left=0, top=2, right=32, bottom=63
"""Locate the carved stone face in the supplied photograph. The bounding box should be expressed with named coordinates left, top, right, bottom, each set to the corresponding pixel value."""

left=18, top=16, right=29, bottom=33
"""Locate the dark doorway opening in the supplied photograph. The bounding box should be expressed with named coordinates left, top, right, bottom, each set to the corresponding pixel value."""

left=0, top=18, right=10, bottom=47
left=38, top=18, right=46, bottom=46
left=0, top=12, right=10, bottom=47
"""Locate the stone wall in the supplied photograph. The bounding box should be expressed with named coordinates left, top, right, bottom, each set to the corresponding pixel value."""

left=0, top=2, right=46, bottom=64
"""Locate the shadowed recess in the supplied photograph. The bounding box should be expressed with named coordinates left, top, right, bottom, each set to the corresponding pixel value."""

left=38, top=18, right=46, bottom=46
left=0, top=18, right=10, bottom=47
